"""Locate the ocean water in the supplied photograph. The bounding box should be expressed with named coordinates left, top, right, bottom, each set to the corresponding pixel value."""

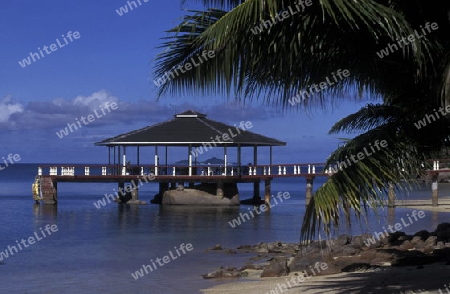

left=1, top=164, right=449, bottom=293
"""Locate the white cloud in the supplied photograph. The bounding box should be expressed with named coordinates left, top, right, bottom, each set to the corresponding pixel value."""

left=0, top=95, right=24, bottom=123
left=72, top=89, right=118, bottom=109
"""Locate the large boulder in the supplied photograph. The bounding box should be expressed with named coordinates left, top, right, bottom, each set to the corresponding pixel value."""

left=162, top=188, right=239, bottom=205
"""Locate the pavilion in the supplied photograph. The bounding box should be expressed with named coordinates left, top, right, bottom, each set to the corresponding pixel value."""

left=94, top=110, right=286, bottom=203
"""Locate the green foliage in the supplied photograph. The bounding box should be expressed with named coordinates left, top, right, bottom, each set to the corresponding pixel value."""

left=159, top=0, right=450, bottom=241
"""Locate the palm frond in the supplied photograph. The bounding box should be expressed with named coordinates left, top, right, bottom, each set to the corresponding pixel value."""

left=300, top=126, right=423, bottom=242
left=155, top=0, right=429, bottom=105
left=329, top=104, right=401, bottom=134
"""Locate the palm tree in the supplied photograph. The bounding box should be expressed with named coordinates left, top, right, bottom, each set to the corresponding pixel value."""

left=155, top=0, right=450, bottom=240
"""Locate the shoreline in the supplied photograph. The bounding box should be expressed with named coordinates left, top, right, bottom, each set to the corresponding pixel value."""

left=404, top=204, right=450, bottom=213
left=201, top=263, right=450, bottom=293
left=200, top=211, right=450, bottom=294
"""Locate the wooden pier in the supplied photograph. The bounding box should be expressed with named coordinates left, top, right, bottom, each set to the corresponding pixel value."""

left=34, top=160, right=450, bottom=207
left=32, top=111, right=450, bottom=207
left=35, top=163, right=327, bottom=204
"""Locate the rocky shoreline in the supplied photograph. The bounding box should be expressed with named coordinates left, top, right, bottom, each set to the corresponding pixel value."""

left=202, top=223, right=450, bottom=279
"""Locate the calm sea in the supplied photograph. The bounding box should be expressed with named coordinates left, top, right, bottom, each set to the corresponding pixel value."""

left=1, top=164, right=449, bottom=293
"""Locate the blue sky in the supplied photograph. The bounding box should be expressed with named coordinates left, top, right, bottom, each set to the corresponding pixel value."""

left=0, top=0, right=375, bottom=164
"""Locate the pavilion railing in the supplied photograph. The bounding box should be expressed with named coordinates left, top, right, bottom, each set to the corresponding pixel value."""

left=37, top=163, right=333, bottom=177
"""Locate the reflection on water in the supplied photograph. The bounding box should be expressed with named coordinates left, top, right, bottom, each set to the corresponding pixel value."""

left=32, top=203, right=57, bottom=220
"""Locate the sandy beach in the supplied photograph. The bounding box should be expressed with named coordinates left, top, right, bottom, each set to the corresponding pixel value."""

left=201, top=205, right=450, bottom=294
left=201, top=263, right=450, bottom=293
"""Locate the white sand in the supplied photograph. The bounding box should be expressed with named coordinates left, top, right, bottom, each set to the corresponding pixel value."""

left=201, top=264, right=450, bottom=293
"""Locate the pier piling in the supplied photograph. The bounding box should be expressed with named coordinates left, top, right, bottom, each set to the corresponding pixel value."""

left=388, top=183, right=395, bottom=208
left=305, top=177, right=314, bottom=206
left=264, top=179, right=271, bottom=206
left=253, top=181, right=260, bottom=203
left=432, top=173, right=438, bottom=206
left=216, top=181, right=224, bottom=198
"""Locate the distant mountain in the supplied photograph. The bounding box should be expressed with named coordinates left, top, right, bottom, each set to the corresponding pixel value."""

left=203, top=157, right=225, bottom=164
left=175, top=157, right=233, bottom=165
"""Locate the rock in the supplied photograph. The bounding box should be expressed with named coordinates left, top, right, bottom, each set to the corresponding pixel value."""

left=224, top=249, right=237, bottom=254
left=240, top=263, right=264, bottom=270
left=414, top=230, right=430, bottom=240
left=261, top=256, right=289, bottom=277
left=437, top=241, right=445, bottom=249
left=390, top=250, right=440, bottom=266
left=162, top=189, right=240, bottom=205
left=398, top=235, right=411, bottom=242
left=437, top=230, right=450, bottom=243
left=359, top=249, right=397, bottom=264
left=425, top=236, right=438, bottom=247
left=399, top=240, right=413, bottom=250
left=341, top=263, right=371, bottom=272
left=436, top=223, right=450, bottom=233
left=267, top=242, right=284, bottom=253
left=361, top=233, right=382, bottom=248
left=202, top=267, right=242, bottom=279
left=289, top=249, right=328, bottom=270
left=350, top=235, right=365, bottom=249
left=433, top=247, right=450, bottom=262
left=210, top=244, right=223, bottom=250
left=388, top=231, right=406, bottom=245
left=340, top=246, right=357, bottom=256
left=423, top=245, right=435, bottom=254
left=410, top=236, right=424, bottom=248
left=310, top=240, right=328, bottom=250
left=337, top=235, right=352, bottom=246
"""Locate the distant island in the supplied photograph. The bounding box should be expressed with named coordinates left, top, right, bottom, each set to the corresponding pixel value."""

left=175, top=156, right=234, bottom=165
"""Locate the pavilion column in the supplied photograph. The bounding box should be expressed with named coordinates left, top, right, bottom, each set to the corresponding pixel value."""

left=122, top=146, right=127, bottom=175
left=137, top=146, right=140, bottom=167
left=188, top=145, right=192, bottom=176
left=165, top=146, right=168, bottom=175
left=112, top=146, right=116, bottom=175
left=118, top=146, right=121, bottom=176
left=253, top=145, right=260, bottom=202
left=224, top=146, right=227, bottom=175
left=270, top=146, right=273, bottom=175
left=154, top=146, right=159, bottom=176
left=188, top=145, right=194, bottom=186
left=237, top=145, right=242, bottom=175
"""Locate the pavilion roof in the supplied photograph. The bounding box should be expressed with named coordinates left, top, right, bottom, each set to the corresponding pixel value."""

left=95, top=110, right=286, bottom=147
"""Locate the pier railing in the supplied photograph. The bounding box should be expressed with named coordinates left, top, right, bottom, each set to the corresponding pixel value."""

left=426, top=159, right=450, bottom=171
left=37, top=163, right=330, bottom=178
